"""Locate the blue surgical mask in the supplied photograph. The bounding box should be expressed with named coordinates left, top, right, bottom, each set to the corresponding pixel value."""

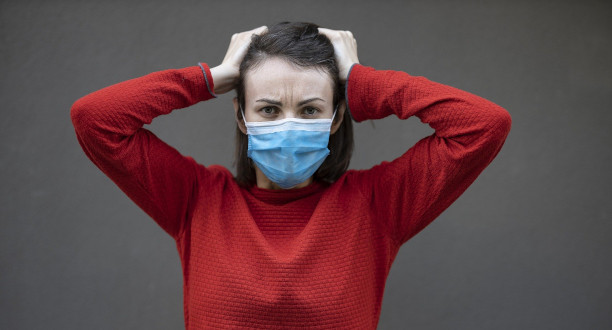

left=242, top=108, right=337, bottom=189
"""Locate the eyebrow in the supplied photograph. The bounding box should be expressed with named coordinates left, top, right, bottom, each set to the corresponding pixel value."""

left=255, top=97, right=326, bottom=106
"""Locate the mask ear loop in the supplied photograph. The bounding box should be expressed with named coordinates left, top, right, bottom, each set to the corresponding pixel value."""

left=239, top=105, right=251, bottom=137
left=331, top=103, right=339, bottom=124
left=239, top=105, right=247, bottom=125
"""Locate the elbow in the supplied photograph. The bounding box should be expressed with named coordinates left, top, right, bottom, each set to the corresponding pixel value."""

left=497, top=105, right=512, bottom=132
left=70, top=96, right=93, bottom=133
left=70, top=98, right=84, bottom=128
left=479, top=105, right=512, bottom=159
left=491, top=104, right=512, bottom=141
left=464, top=103, right=513, bottom=159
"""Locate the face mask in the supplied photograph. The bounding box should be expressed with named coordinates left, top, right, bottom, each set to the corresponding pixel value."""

left=242, top=107, right=337, bottom=189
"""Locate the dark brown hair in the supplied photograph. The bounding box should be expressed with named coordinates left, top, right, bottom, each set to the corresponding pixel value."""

left=234, top=22, right=354, bottom=186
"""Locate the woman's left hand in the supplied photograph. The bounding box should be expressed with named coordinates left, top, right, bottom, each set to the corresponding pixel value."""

left=318, top=28, right=360, bottom=83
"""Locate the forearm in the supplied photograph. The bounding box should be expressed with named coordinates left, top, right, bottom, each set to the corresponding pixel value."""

left=70, top=64, right=215, bottom=146
left=347, top=64, right=512, bottom=160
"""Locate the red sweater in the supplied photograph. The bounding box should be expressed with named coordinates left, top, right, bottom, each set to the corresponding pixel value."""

left=71, top=63, right=511, bottom=329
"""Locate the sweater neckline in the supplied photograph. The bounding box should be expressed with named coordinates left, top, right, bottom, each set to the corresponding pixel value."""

left=246, top=181, right=328, bottom=205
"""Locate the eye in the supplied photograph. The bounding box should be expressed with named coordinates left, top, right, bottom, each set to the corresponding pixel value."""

left=258, top=106, right=279, bottom=117
left=302, top=106, right=320, bottom=117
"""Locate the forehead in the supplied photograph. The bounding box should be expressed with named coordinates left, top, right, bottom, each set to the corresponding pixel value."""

left=244, top=57, right=334, bottom=102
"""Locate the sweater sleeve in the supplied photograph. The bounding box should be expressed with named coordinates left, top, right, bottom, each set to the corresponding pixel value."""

left=346, top=64, right=512, bottom=246
left=70, top=63, right=216, bottom=239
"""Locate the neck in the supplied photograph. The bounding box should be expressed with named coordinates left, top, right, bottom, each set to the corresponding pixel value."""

left=255, top=167, right=313, bottom=190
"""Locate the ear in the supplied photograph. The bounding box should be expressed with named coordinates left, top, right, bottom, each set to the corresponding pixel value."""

left=233, top=97, right=247, bottom=135
left=330, top=100, right=346, bottom=135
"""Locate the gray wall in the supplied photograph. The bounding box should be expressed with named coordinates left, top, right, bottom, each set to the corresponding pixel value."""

left=1, top=0, right=610, bottom=329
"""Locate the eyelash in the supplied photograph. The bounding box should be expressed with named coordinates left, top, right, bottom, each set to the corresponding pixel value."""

left=257, top=106, right=321, bottom=117
left=259, top=106, right=279, bottom=116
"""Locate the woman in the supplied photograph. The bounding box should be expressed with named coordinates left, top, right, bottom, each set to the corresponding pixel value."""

left=71, top=22, right=511, bottom=329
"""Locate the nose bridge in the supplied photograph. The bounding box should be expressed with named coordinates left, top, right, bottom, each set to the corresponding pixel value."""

left=281, top=105, right=299, bottom=119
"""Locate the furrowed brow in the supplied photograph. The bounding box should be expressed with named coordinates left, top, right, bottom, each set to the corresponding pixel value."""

left=255, top=98, right=282, bottom=106
left=298, top=98, right=325, bottom=106
left=255, top=98, right=326, bottom=106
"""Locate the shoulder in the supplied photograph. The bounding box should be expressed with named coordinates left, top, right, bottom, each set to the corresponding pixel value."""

left=331, top=160, right=401, bottom=199
left=330, top=167, right=379, bottom=195
left=340, top=163, right=394, bottom=183
left=191, top=162, right=239, bottom=188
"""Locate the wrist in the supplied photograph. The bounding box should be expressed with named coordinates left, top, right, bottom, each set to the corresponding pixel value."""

left=341, top=61, right=358, bottom=83
left=210, top=64, right=239, bottom=95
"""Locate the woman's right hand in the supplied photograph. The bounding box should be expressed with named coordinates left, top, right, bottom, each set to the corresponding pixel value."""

left=210, top=26, right=268, bottom=95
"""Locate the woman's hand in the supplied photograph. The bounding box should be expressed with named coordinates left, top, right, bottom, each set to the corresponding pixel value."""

left=318, top=28, right=359, bottom=83
left=210, top=26, right=267, bottom=95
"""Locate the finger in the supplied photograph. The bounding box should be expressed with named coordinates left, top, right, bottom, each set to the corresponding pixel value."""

left=233, top=26, right=267, bottom=43
left=245, top=25, right=267, bottom=37
left=317, top=27, right=335, bottom=38
left=253, top=25, right=268, bottom=34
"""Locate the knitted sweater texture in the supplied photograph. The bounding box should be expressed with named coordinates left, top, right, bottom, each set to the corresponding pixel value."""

left=71, top=63, right=511, bottom=329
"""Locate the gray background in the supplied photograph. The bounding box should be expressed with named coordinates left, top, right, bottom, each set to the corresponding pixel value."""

left=1, top=0, right=610, bottom=329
